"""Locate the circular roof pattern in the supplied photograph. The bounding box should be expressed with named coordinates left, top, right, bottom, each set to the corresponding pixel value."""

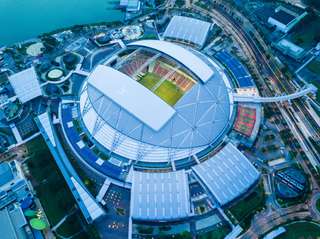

left=79, top=40, right=233, bottom=161
left=86, top=71, right=230, bottom=148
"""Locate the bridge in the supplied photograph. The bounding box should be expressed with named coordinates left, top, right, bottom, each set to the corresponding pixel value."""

left=233, top=84, right=317, bottom=103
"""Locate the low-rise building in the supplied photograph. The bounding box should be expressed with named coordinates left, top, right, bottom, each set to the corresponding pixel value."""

left=275, top=38, right=305, bottom=60
left=163, top=16, right=212, bottom=49
left=267, top=6, right=307, bottom=33
left=119, top=0, right=141, bottom=13
left=0, top=161, right=33, bottom=239
left=0, top=161, right=32, bottom=210
left=0, top=206, right=31, bottom=239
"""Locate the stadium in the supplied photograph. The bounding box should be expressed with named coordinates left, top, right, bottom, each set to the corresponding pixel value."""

left=55, top=37, right=260, bottom=224
left=3, top=10, right=318, bottom=239
left=78, top=40, right=234, bottom=168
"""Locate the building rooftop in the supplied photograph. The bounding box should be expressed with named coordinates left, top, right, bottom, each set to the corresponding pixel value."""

left=163, top=16, right=211, bottom=48
left=0, top=162, right=32, bottom=211
left=128, top=40, right=214, bottom=83
left=192, top=143, right=260, bottom=206
left=79, top=40, right=232, bottom=163
left=0, top=162, right=14, bottom=187
left=130, top=170, right=190, bottom=221
left=119, top=0, right=140, bottom=12
left=0, top=206, right=28, bottom=239
left=276, top=39, right=305, bottom=59
left=271, top=9, right=296, bottom=25
left=87, top=65, right=176, bottom=131
left=70, top=177, right=105, bottom=221
left=8, top=67, right=42, bottom=103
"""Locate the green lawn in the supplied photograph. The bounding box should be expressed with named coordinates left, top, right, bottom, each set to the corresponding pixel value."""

left=138, top=72, right=161, bottom=91
left=155, top=80, right=184, bottom=106
left=276, top=221, right=320, bottom=239
left=310, top=79, right=320, bottom=103
left=197, top=225, right=231, bottom=239
left=316, top=198, right=320, bottom=213
left=228, top=182, right=265, bottom=229
left=307, top=59, right=320, bottom=75
left=290, top=16, right=320, bottom=49
left=0, top=73, right=8, bottom=85
left=26, top=136, right=98, bottom=238
left=26, top=137, right=73, bottom=225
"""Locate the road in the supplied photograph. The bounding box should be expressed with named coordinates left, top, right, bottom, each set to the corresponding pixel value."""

left=193, top=2, right=320, bottom=166
left=190, top=2, right=320, bottom=237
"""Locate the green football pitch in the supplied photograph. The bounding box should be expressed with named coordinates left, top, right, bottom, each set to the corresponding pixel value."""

left=138, top=72, right=184, bottom=106
left=137, top=72, right=160, bottom=90
left=155, top=80, right=183, bottom=106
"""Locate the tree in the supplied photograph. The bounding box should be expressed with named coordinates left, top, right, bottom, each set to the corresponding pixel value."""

left=174, top=231, right=192, bottom=239
left=303, top=0, right=320, bottom=9
left=41, top=36, right=59, bottom=53
left=63, top=53, right=79, bottom=70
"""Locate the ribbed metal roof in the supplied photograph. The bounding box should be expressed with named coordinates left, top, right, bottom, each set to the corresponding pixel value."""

left=192, top=143, right=260, bottom=206
left=8, top=67, right=42, bottom=103
left=131, top=170, right=190, bottom=220
left=163, top=16, right=211, bottom=48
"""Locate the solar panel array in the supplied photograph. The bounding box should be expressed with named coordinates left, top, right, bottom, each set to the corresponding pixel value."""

left=215, top=51, right=254, bottom=88
left=192, top=143, right=260, bottom=206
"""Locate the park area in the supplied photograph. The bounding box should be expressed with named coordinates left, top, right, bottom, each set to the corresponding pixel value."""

left=307, top=59, right=320, bottom=75
left=306, top=59, right=320, bottom=103
left=138, top=72, right=184, bottom=106
left=197, top=224, right=231, bottom=239
left=289, top=15, right=320, bottom=49
left=227, top=182, right=265, bottom=229
left=297, top=56, right=320, bottom=103
left=26, top=136, right=99, bottom=238
left=276, top=221, right=320, bottom=239
left=317, top=198, right=320, bottom=213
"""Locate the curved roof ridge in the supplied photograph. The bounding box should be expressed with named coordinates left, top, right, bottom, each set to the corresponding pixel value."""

left=128, top=40, right=215, bottom=83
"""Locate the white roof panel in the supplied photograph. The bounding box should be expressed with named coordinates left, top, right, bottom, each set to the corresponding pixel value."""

left=37, top=112, right=56, bottom=147
left=163, top=16, right=211, bottom=47
left=192, top=143, right=260, bottom=206
left=71, top=177, right=105, bottom=221
left=129, top=40, right=214, bottom=83
left=131, top=170, right=190, bottom=220
left=9, top=67, right=42, bottom=103
left=87, top=65, right=175, bottom=131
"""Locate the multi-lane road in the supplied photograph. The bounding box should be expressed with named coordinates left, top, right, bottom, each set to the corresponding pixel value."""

left=190, top=1, right=320, bottom=237
left=192, top=2, right=320, bottom=168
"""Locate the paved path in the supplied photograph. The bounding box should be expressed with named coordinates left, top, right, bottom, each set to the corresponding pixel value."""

left=233, top=84, right=317, bottom=103
left=190, top=4, right=320, bottom=238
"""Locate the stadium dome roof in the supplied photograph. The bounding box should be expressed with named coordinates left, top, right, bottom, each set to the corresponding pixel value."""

left=79, top=40, right=233, bottom=162
left=129, top=40, right=214, bottom=83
